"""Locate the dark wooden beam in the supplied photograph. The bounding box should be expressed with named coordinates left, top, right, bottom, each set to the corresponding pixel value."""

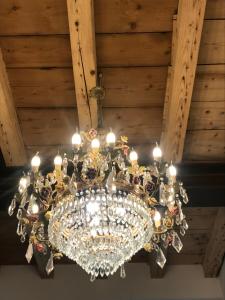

left=203, top=207, right=225, bottom=277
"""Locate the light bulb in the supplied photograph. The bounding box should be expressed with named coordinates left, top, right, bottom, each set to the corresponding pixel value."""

left=129, top=150, right=138, bottom=162
left=54, top=154, right=62, bottom=166
left=153, top=145, right=162, bottom=160
left=168, top=165, right=177, bottom=177
left=31, top=154, right=41, bottom=172
left=91, top=138, right=100, bottom=149
left=72, top=133, right=81, bottom=146
left=31, top=203, right=39, bottom=214
left=154, top=211, right=161, bottom=228
left=19, top=177, right=28, bottom=189
left=106, top=131, right=116, bottom=144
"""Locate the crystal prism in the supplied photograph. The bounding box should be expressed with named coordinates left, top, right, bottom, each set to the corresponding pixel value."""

left=120, top=265, right=126, bottom=278
left=183, top=219, right=189, bottom=230
left=172, top=232, right=183, bottom=253
left=25, top=242, right=33, bottom=263
left=46, top=252, right=54, bottom=275
left=156, top=247, right=166, bottom=269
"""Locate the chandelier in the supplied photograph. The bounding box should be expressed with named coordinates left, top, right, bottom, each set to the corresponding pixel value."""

left=8, top=129, right=189, bottom=280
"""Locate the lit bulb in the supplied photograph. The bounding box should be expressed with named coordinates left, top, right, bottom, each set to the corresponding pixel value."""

left=31, top=203, right=39, bottom=214
left=19, top=177, right=28, bottom=189
left=54, top=155, right=62, bottom=166
left=106, top=131, right=116, bottom=144
left=129, top=150, right=138, bottom=162
left=168, top=165, right=177, bottom=177
left=154, top=211, right=161, bottom=228
left=91, top=138, right=100, bottom=149
left=31, top=154, right=41, bottom=172
left=153, top=145, right=162, bottom=160
left=72, top=133, right=82, bottom=146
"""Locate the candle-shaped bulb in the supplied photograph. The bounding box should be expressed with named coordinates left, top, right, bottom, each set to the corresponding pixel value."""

left=153, top=145, right=162, bottom=160
left=168, top=164, right=177, bottom=177
left=54, top=154, right=62, bottom=172
left=31, top=154, right=41, bottom=172
left=154, top=211, right=161, bottom=228
left=106, top=131, right=116, bottom=145
left=72, top=133, right=82, bottom=146
left=129, top=150, right=138, bottom=162
left=31, top=202, right=39, bottom=214
left=91, top=138, right=100, bottom=149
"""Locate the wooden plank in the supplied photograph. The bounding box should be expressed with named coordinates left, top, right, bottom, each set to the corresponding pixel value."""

left=67, top=0, right=98, bottom=130
left=0, top=50, right=27, bottom=166
left=203, top=207, right=225, bottom=277
left=94, top=0, right=178, bottom=33
left=184, top=207, right=218, bottom=230
left=205, top=0, right=225, bottom=19
left=160, top=0, right=206, bottom=162
left=0, top=0, right=68, bottom=35
left=192, top=65, right=225, bottom=102
left=96, top=33, right=171, bottom=67
left=17, top=108, right=78, bottom=146
left=0, top=35, right=72, bottom=68
left=17, top=107, right=162, bottom=146
left=8, top=68, right=75, bottom=108
left=198, top=20, right=225, bottom=64
left=188, top=101, right=225, bottom=130
left=101, top=67, right=167, bottom=107
left=184, top=130, right=225, bottom=161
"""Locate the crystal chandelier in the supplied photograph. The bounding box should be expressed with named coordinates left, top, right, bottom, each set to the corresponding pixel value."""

left=8, top=129, right=189, bottom=280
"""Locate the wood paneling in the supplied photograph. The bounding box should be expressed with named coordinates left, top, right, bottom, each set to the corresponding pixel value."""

left=0, top=0, right=68, bottom=35
left=96, top=33, right=171, bottom=67
left=203, top=207, right=225, bottom=277
left=198, top=20, right=225, bottom=65
left=94, top=0, right=178, bottom=33
left=188, top=101, right=225, bottom=130
left=0, top=35, right=72, bottom=68
left=18, top=108, right=78, bottom=146
left=205, top=0, right=225, bottom=19
left=101, top=67, right=168, bottom=107
left=8, top=68, right=75, bottom=107
left=17, top=107, right=162, bottom=146
left=184, top=130, right=225, bottom=161
left=192, top=65, right=225, bottom=102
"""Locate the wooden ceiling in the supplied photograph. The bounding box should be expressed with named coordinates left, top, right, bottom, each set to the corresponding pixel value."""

left=0, top=0, right=224, bottom=279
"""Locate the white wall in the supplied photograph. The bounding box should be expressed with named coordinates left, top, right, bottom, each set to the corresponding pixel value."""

left=0, top=264, right=224, bottom=300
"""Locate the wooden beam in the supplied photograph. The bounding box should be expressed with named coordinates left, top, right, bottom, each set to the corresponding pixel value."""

left=0, top=49, right=27, bottom=166
left=160, top=0, right=206, bottom=162
left=203, top=207, right=225, bottom=277
left=67, top=0, right=98, bottom=130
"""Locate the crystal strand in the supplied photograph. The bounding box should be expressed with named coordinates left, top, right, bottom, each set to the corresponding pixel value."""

left=171, top=231, right=183, bottom=253
left=120, top=264, right=126, bottom=278
left=62, top=154, right=68, bottom=175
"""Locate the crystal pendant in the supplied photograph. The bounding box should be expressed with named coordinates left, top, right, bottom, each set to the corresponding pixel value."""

left=46, top=252, right=54, bottom=275
left=180, top=226, right=186, bottom=236
left=183, top=219, right=189, bottom=230
left=25, top=242, right=33, bottom=263
left=156, top=247, right=166, bottom=269
left=62, top=155, right=68, bottom=175
left=8, top=198, right=16, bottom=216
left=106, top=168, right=116, bottom=192
left=90, top=274, right=96, bottom=282
left=183, top=192, right=189, bottom=204
left=120, top=265, right=126, bottom=278
left=172, top=232, right=183, bottom=253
